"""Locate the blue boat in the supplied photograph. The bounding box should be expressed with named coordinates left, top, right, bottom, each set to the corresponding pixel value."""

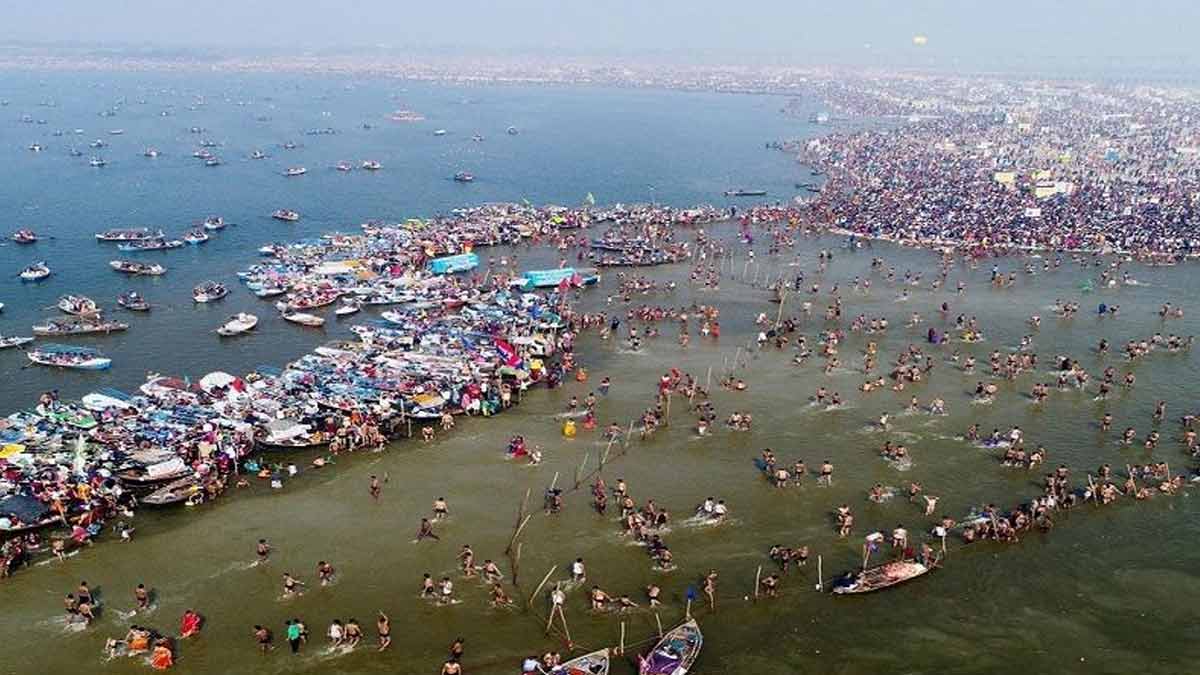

left=514, top=267, right=600, bottom=290
left=427, top=253, right=479, bottom=275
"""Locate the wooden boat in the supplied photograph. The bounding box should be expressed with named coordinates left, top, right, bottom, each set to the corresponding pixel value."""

left=95, top=227, right=163, bottom=242
left=33, top=317, right=128, bottom=336
left=255, top=420, right=326, bottom=450
left=202, top=216, right=226, bottom=231
left=58, top=294, right=99, bottom=316
left=558, top=648, right=609, bottom=675
left=282, top=311, right=325, bottom=327
left=27, top=344, right=112, bottom=370
left=639, top=619, right=702, bottom=675
left=183, top=228, right=209, bottom=244
left=832, top=560, right=932, bottom=595
left=216, top=313, right=258, bottom=336
left=117, top=238, right=183, bottom=252
left=116, top=458, right=191, bottom=486
left=141, top=477, right=199, bottom=506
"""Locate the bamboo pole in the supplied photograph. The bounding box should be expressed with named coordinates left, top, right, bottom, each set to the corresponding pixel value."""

left=685, top=597, right=692, bottom=620
left=557, top=606, right=572, bottom=645
left=664, top=392, right=672, bottom=428
left=574, top=452, right=590, bottom=489
left=549, top=471, right=560, bottom=491
left=528, top=566, right=557, bottom=609
left=618, top=621, right=626, bottom=656
left=753, top=565, right=762, bottom=600
left=816, top=555, right=823, bottom=592
left=654, top=612, right=664, bottom=638
left=705, top=365, right=712, bottom=393
left=512, top=541, right=523, bottom=587
left=624, top=421, right=635, bottom=448
left=506, top=514, right=532, bottom=554
left=546, top=604, right=557, bottom=633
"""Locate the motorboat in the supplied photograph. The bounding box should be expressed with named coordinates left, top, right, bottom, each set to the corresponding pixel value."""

left=19, top=262, right=51, bottom=282
left=335, top=161, right=353, bottom=172
left=204, top=157, right=221, bottom=166
left=96, top=227, right=164, bottom=242
left=58, top=294, right=99, bottom=315
left=334, top=300, right=361, bottom=317
left=361, top=160, right=382, bottom=170
left=193, top=281, right=228, bottom=303
left=216, top=312, right=258, bottom=336
left=33, top=317, right=128, bottom=335
left=284, top=167, right=307, bottom=176
left=272, top=209, right=300, bottom=222
left=27, top=344, right=112, bottom=370
left=250, top=149, right=267, bottom=159
left=143, top=147, right=160, bottom=158
left=117, top=238, right=184, bottom=252
left=203, top=216, right=226, bottom=231
left=89, top=157, right=108, bottom=167
left=110, top=260, right=166, bottom=276
left=282, top=311, right=325, bottom=327
left=11, top=229, right=39, bottom=244
left=183, top=228, right=210, bottom=244
left=117, top=291, right=151, bottom=311
left=0, top=335, right=34, bottom=349
left=433, top=129, right=447, bottom=136
left=453, top=171, right=475, bottom=183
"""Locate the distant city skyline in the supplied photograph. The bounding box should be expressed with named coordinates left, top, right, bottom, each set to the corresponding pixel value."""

left=2, top=0, right=1198, bottom=73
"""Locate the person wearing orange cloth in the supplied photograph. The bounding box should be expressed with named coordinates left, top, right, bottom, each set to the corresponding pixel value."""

left=150, top=639, right=174, bottom=670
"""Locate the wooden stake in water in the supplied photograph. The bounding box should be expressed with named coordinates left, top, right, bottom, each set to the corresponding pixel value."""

left=528, top=567, right=557, bottom=609
left=618, top=621, right=626, bottom=656
left=816, top=555, right=823, bottom=592
left=654, top=612, right=664, bottom=638
left=512, top=541, right=523, bottom=587
left=574, top=452, right=589, bottom=489
left=753, top=565, right=762, bottom=600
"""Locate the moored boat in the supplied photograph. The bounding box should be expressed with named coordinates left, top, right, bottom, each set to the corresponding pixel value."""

left=140, top=477, right=199, bottom=506
left=638, top=619, right=702, bottom=675
left=27, top=343, right=112, bottom=370
left=216, top=313, right=258, bottom=336
left=334, top=300, right=361, bottom=317
left=832, top=560, right=933, bottom=595
left=724, top=188, right=767, bottom=197
left=558, top=648, right=609, bottom=675
left=193, top=281, right=228, bottom=303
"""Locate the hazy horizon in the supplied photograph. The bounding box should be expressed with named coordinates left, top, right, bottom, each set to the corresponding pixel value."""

left=3, top=0, right=1199, bottom=74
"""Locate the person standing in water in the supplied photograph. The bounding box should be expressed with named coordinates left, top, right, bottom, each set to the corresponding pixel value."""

left=376, top=611, right=391, bottom=652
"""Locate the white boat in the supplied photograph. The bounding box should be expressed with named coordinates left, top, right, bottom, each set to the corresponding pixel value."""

left=143, top=147, right=160, bottom=158
left=272, top=209, right=300, bottom=222
left=96, top=227, right=163, bottom=242
left=27, top=344, right=111, bottom=370
left=284, top=167, right=307, bottom=176
left=183, top=229, right=210, bottom=244
left=0, top=335, right=34, bottom=349
left=193, top=282, right=228, bottom=303
left=282, top=311, right=325, bottom=327
left=89, top=157, right=107, bottom=167
left=250, top=150, right=267, bottom=160
left=110, top=260, right=166, bottom=276
left=433, top=129, right=447, bottom=136
left=216, top=313, right=258, bottom=336
left=254, top=286, right=287, bottom=298
left=19, top=262, right=51, bottom=282
left=58, top=294, right=99, bottom=315
left=203, top=216, right=226, bottom=231
left=335, top=161, right=353, bottom=172
left=558, top=649, right=609, bottom=675
left=334, top=301, right=361, bottom=317
left=361, top=160, right=382, bottom=170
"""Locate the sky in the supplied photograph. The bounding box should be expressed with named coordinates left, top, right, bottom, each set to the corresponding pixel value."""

left=3, top=1, right=1199, bottom=71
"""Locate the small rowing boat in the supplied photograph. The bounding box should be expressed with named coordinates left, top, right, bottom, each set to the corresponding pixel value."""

left=283, top=166, right=307, bottom=176
left=558, top=648, right=609, bottom=675
left=282, top=311, right=325, bottom=327
left=11, top=229, right=39, bottom=244
left=27, top=344, right=112, bottom=370
left=141, top=477, right=200, bottom=506
left=193, top=281, right=228, bottom=303
left=639, top=619, right=702, bottom=675
left=272, top=209, right=300, bottom=222
left=832, top=560, right=933, bottom=595
left=19, top=261, right=51, bottom=282
left=216, top=313, right=258, bottom=336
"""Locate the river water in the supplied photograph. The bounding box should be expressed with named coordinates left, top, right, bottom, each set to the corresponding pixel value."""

left=1, top=73, right=1199, bottom=675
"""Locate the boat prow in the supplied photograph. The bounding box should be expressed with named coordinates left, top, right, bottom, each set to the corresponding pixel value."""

left=832, top=560, right=933, bottom=595
left=639, top=619, right=702, bottom=675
